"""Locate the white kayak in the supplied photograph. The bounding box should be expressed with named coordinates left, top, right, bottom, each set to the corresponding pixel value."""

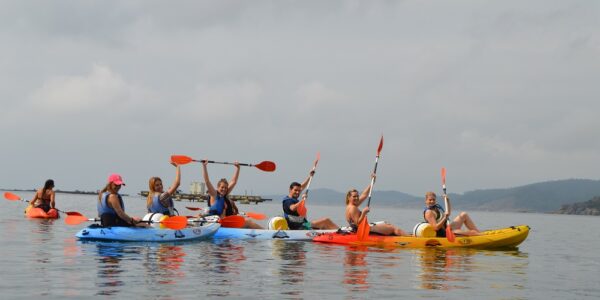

left=213, top=227, right=336, bottom=240
left=75, top=222, right=220, bottom=242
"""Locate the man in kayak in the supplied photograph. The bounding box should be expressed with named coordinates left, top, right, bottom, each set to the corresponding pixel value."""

left=29, top=179, right=56, bottom=212
left=282, top=170, right=338, bottom=230
left=345, top=174, right=407, bottom=236
left=423, top=191, right=480, bottom=236
left=147, top=162, right=181, bottom=216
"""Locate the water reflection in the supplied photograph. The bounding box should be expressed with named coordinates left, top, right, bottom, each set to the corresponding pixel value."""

left=30, top=219, right=56, bottom=244
left=30, top=219, right=56, bottom=264
left=414, top=247, right=528, bottom=291
left=343, top=246, right=370, bottom=291
left=95, top=242, right=127, bottom=296
left=272, top=241, right=306, bottom=297
left=143, top=244, right=187, bottom=285
left=200, top=240, right=247, bottom=297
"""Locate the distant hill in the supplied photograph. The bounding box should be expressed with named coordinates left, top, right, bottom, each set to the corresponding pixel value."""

left=265, top=179, right=600, bottom=213
left=555, top=196, right=600, bottom=215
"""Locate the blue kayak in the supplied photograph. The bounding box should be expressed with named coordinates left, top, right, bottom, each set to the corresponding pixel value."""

left=75, top=223, right=220, bottom=242
left=213, top=227, right=336, bottom=240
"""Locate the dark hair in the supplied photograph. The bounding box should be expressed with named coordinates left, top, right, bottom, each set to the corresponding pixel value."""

left=289, top=182, right=301, bottom=189
left=44, top=179, right=54, bottom=189
left=42, top=179, right=54, bottom=197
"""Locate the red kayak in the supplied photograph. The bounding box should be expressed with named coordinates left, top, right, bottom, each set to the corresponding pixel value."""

left=24, top=205, right=59, bottom=219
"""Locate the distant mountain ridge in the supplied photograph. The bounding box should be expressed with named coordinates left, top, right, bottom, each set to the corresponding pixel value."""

left=265, top=179, right=600, bottom=213
left=556, top=196, right=600, bottom=215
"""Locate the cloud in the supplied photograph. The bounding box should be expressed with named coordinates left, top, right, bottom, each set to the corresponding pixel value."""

left=27, top=64, right=160, bottom=119
left=176, top=80, right=264, bottom=122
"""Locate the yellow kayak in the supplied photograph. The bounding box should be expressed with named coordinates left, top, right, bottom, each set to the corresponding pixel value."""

left=313, top=225, right=530, bottom=249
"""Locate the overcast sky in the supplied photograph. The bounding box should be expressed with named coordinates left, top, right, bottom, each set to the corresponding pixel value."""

left=1, top=1, right=598, bottom=197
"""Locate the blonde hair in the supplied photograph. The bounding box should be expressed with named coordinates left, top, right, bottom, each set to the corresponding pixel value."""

left=146, top=177, right=162, bottom=208
left=345, top=189, right=359, bottom=205
left=98, top=183, right=116, bottom=203
left=425, top=191, right=437, bottom=200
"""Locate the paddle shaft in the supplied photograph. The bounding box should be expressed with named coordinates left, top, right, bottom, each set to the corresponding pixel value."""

left=304, top=157, right=319, bottom=197
left=4, top=192, right=73, bottom=214
left=202, top=160, right=255, bottom=167
left=357, top=136, right=383, bottom=241
left=365, top=154, right=380, bottom=207
left=442, top=168, right=451, bottom=216
left=441, top=167, right=456, bottom=242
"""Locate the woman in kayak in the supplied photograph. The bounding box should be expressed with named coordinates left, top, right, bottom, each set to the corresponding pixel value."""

left=201, top=160, right=263, bottom=229
left=146, top=162, right=181, bottom=216
left=423, top=191, right=480, bottom=236
left=97, top=174, right=146, bottom=227
left=29, top=179, right=56, bottom=212
left=345, top=174, right=407, bottom=236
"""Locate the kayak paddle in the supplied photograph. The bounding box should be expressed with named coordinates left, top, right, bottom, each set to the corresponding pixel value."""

left=65, top=214, right=188, bottom=230
left=297, top=152, right=319, bottom=217
left=219, top=215, right=246, bottom=228
left=441, top=167, right=456, bottom=242
left=243, top=212, right=267, bottom=220
left=185, top=206, right=266, bottom=220
left=357, top=136, right=383, bottom=241
left=4, top=192, right=80, bottom=216
left=170, top=155, right=276, bottom=172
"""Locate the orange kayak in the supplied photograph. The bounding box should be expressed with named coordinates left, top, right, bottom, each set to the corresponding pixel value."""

left=24, top=205, right=59, bottom=219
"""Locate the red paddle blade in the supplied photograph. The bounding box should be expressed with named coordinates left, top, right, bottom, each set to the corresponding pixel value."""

left=65, top=214, right=89, bottom=225
left=446, top=223, right=456, bottom=242
left=357, top=216, right=370, bottom=241
left=171, top=155, right=194, bottom=165
left=297, top=199, right=307, bottom=217
left=65, top=211, right=83, bottom=216
left=160, top=216, right=188, bottom=230
left=186, top=206, right=203, bottom=211
left=244, top=212, right=267, bottom=220
left=220, top=215, right=246, bottom=228
left=4, top=192, right=21, bottom=201
left=254, top=161, right=276, bottom=172
left=314, top=152, right=320, bottom=168
left=441, top=167, right=447, bottom=185
left=377, top=136, right=384, bottom=156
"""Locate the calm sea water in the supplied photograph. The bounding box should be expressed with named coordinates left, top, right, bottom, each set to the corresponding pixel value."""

left=1, top=191, right=599, bottom=299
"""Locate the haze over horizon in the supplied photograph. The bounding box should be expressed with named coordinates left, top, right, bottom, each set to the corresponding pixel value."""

left=1, top=1, right=598, bottom=196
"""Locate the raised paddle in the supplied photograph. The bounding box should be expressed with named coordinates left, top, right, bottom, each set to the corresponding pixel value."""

left=441, top=167, right=456, bottom=242
left=65, top=214, right=188, bottom=230
left=297, top=152, right=320, bottom=217
left=357, top=136, right=384, bottom=241
left=170, top=155, right=276, bottom=172
left=3, top=192, right=80, bottom=216
left=185, top=206, right=266, bottom=220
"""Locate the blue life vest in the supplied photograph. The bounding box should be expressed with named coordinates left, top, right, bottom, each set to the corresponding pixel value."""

left=208, top=194, right=225, bottom=216
left=209, top=194, right=238, bottom=216
left=97, top=192, right=131, bottom=227
left=148, top=193, right=174, bottom=215
left=98, top=192, right=123, bottom=216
